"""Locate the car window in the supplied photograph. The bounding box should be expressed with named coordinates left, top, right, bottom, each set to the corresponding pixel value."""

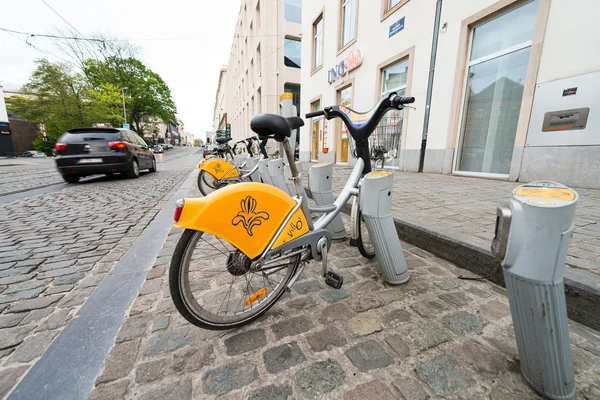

left=61, top=131, right=119, bottom=143
left=120, top=131, right=133, bottom=143
left=130, top=131, right=146, bottom=146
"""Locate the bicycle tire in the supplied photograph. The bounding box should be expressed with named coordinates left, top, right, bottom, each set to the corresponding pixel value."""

left=197, top=170, right=219, bottom=196
left=169, top=229, right=300, bottom=330
left=357, top=211, right=375, bottom=259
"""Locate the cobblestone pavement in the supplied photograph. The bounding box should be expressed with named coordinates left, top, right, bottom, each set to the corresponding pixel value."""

left=302, top=164, right=600, bottom=277
left=0, top=158, right=63, bottom=195
left=0, top=147, right=200, bottom=398
left=88, top=184, right=600, bottom=399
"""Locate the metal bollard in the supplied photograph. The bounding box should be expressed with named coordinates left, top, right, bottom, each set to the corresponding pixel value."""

left=359, top=171, right=409, bottom=284
left=268, top=159, right=292, bottom=195
left=308, top=163, right=346, bottom=240
left=258, top=159, right=273, bottom=185
left=491, top=181, right=577, bottom=400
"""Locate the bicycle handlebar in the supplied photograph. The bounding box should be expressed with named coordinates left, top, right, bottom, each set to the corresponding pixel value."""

left=391, top=96, right=415, bottom=106
left=305, top=110, right=325, bottom=118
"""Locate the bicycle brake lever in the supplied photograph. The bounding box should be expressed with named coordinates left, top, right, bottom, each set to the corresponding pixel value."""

left=402, top=105, right=417, bottom=111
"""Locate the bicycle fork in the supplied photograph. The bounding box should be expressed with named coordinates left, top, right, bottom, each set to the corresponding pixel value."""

left=360, top=172, right=410, bottom=284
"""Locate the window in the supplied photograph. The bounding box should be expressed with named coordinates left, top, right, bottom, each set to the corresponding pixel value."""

left=284, top=83, right=301, bottom=115
left=256, top=1, right=260, bottom=31
left=378, top=58, right=409, bottom=167
left=310, top=99, right=322, bottom=160
left=341, top=0, right=357, bottom=48
left=313, top=14, right=324, bottom=70
left=256, top=87, right=262, bottom=113
left=284, top=0, right=302, bottom=23
left=284, top=38, right=301, bottom=68
left=388, top=0, right=401, bottom=7
left=257, top=44, right=262, bottom=75
left=456, top=0, right=538, bottom=175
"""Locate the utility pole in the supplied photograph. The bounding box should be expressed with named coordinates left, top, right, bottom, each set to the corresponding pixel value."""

left=121, top=87, right=128, bottom=122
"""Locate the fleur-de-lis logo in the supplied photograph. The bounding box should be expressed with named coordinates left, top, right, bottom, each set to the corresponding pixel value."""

left=213, top=163, right=224, bottom=175
left=232, top=196, right=270, bottom=236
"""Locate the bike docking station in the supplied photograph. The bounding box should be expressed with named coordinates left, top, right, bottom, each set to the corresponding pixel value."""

left=491, top=181, right=578, bottom=400
left=360, top=170, right=409, bottom=284
left=308, top=163, right=347, bottom=240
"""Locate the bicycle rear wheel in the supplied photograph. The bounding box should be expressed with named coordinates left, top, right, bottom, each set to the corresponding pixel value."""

left=169, top=229, right=300, bottom=330
left=198, top=170, right=222, bottom=196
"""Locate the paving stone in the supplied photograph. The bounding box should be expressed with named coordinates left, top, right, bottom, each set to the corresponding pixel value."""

left=0, top=314, right=26, bottom=332
left=451, top=338, right=509, bottom=374
left=306, top=326, right=347, bottom=352
left=248, top=383, right=293, bottom=400
left=345, top=340, right=394, bottom=371
left=319, top=302, right=356, bottom=324
left=57, top=287, right=94, bottom=308
left=116, top=314, right=152, bottom=343
left=19, top=307, right=53, bottom=324
left=97, top=340, right=141, bottom=383
left=0, top=326, right=32, bottom=350
left=385, top=334, right=410, bottom=357
left=0, top=287, right=46, bottom=305
left=77, top=274, right=104, bottom=288
left=135, top=358, right=169, bottom=384
left=151, top=315, right=169, bottom=332
left=8, top=330, right=58, bottom=363
left=319, top=288, right=351, bottom=302
left=348, top=294, right=384, bottom=312
left=0, top=271, right=36, bottom=285
left=381, top=309, right=412, bottom=327
left=130, top=294, right=157, bottom=316
left=2, top=279, right=50, bottom=295
left=271, top=316, right=313, bottom=340
left=139, top=279, right=162, bottom=295
left=147, top=265, right=166, bottom=280
left=479, top=300, right=511, bottom=319
left=344, top=380, right=396, bottom=400
left=224, top=329, right=267, bottom=356
left=345, top=313, right=382, bottom=337
left=487, top=371, right=542, bottom=399
left=138, top=376, right=192, bottom=400
left=294, top=359, right=345, bottom=397
left=411, top=299, right=450, bottom=318
left=7, top=294, right=63, bottom=313
left=0, top=366, right=28, bottom=398
left=263, top=342, right=306, bottom=374
left=466, top=286, right=491, bottom=298
left=405, top=322, right=452, bottom=352
left=35, top=308, right=72, bottom=331
left=54, top=272, right=85, bottom=286
left=377, top=289, right=404, bottom=304
left=352, top=279, right=384, bottom=294
left=202, top=361, right=259, bottom=395
left=416, top=354, right=476, bottom=397
left=428, top=266, right=450, bottom=276
left=441, top=311, right=489, bottom=335
left=392, top=377, right=430, bottom=400
left=45, top=284, right=75, bottom=295
left=144, top=327, right=190, bottom=356
left=293, top=279, right=322, bottom=294
left=284, top=295, right=317, bottom=311
left=87, top=379, right=130, bottom=400
left=434, top=278, right=462, bottom=290
left=172, top=344, right=214, bottom=373
left=439, top=291, right=472, bottom=307
left=39, top=260, right=76, bottom=272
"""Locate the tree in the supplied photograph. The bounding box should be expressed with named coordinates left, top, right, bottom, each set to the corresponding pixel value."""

left=193, top=138, right=201, bottom=147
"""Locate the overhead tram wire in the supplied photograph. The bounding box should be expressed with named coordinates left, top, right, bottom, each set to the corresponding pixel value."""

left=41, top=0, right=83, bottom=37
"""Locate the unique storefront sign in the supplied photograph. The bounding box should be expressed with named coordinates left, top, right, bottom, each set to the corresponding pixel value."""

left=389, top=17, right=405, bottom=38
left=327, top=49, right=363, bottom=84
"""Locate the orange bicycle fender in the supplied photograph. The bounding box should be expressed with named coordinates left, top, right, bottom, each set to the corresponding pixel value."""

left=174, top=183, right=301, bottom=259
left=198, top=158, right=238, bottom=180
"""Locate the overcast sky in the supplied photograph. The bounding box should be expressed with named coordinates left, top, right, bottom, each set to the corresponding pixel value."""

left=0, top=0, right=241, bottom=140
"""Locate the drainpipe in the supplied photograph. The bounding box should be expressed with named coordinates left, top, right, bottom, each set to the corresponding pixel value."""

left=418, top=0, right=443, bottom=173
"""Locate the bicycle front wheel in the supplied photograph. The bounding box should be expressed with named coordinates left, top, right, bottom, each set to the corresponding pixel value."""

left=357, top=211, right=375, bottom=259
left=169, top=229, right=300, bottom=330
left=197, top=170, right=221, bottom=196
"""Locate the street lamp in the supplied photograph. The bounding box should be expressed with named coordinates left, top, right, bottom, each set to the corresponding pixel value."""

left=121, top=87, right=129, bottom=122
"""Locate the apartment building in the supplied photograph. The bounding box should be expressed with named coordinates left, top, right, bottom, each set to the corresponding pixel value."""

left=220, top=0, right=303, bottom=142
left=213, top=67, right=228, bottom=133
left=300, top=0, right=600, bottom=189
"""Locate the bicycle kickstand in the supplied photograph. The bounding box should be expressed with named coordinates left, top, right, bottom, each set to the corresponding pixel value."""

left=318, top=238, right=344, bottom=289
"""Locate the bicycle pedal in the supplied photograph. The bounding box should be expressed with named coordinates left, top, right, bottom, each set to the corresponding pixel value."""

left=325, top=271, right=343, bottom=289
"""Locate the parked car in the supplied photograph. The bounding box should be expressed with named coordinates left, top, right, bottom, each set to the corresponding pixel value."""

left=152, top=145, right=165, bottom=154
left=203, top=145, right=218, bottom=158
left=20, top=150, right=47, bottom=158
left=162, top=143, right=173, bottom=150
left=54, top=127, right=156, bottom=183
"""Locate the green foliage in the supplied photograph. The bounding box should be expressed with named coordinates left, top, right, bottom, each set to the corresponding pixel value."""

left=32, top=131, right=56, bottom=155
left=193, top=138, right=201, bottom=147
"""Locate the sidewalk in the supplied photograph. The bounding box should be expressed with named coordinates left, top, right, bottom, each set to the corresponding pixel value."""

left=302, top=163, right=600, bottom=330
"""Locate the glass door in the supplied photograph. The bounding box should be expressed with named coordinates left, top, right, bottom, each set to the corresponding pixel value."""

left=310, top=99, right=321, bottom=161
left=337, top=85, right=352, bottom=163
left=456, top=0, right=538, bottom=175
left=379, top=58, right=408, bottom=168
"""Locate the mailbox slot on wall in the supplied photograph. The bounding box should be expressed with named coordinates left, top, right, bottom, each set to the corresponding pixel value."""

left=542, top=107, right=589, bottom=132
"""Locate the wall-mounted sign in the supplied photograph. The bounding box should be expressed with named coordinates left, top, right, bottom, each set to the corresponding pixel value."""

left=327, top=49, right=363, bottom=84
left=389, top=17, right=405, bottom=38
left=562, top=87, right=577, bottom=97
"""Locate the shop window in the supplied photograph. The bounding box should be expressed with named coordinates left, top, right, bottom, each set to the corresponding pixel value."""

left=378, top=58, right=408, bottom=168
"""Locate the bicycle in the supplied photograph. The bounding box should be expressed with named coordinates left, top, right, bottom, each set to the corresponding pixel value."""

left=170, top=92, right=415, bottom=329
left=197, top=136, right=267, bottom=195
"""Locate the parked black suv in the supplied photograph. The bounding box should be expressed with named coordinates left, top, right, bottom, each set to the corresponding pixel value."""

left=54, top=128, right=156, bottom=183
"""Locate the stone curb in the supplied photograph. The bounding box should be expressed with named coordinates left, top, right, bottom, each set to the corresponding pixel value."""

left=304, top=186, right=600, bottom=331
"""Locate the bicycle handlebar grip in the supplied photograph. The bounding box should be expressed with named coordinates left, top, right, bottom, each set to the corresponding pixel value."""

left=391, top=96, right=415, bottom=106
left=305, top=110, right=325, bottom=118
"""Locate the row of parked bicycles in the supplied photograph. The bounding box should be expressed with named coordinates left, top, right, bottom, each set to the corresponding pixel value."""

left=169, top=92, right=416, bottom=330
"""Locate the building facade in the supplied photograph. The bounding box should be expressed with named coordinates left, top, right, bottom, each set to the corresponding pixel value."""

left=222, top=0, right=303, bottom=142
left=299, top=0, right=600, bottom=189
left=213, top=66, right=228, bottom=133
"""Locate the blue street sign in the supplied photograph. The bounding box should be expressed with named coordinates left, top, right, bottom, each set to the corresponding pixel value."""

left=122, top=123, right=130, bottom=129
left=389, top=17, right=405, bottom=38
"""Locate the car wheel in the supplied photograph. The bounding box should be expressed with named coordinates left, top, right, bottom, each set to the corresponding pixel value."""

left=62, top=175, right=80, bottom=184
left=149, top=158, right=157, bottom=172
left=127, top=159, right=140, bottom=179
